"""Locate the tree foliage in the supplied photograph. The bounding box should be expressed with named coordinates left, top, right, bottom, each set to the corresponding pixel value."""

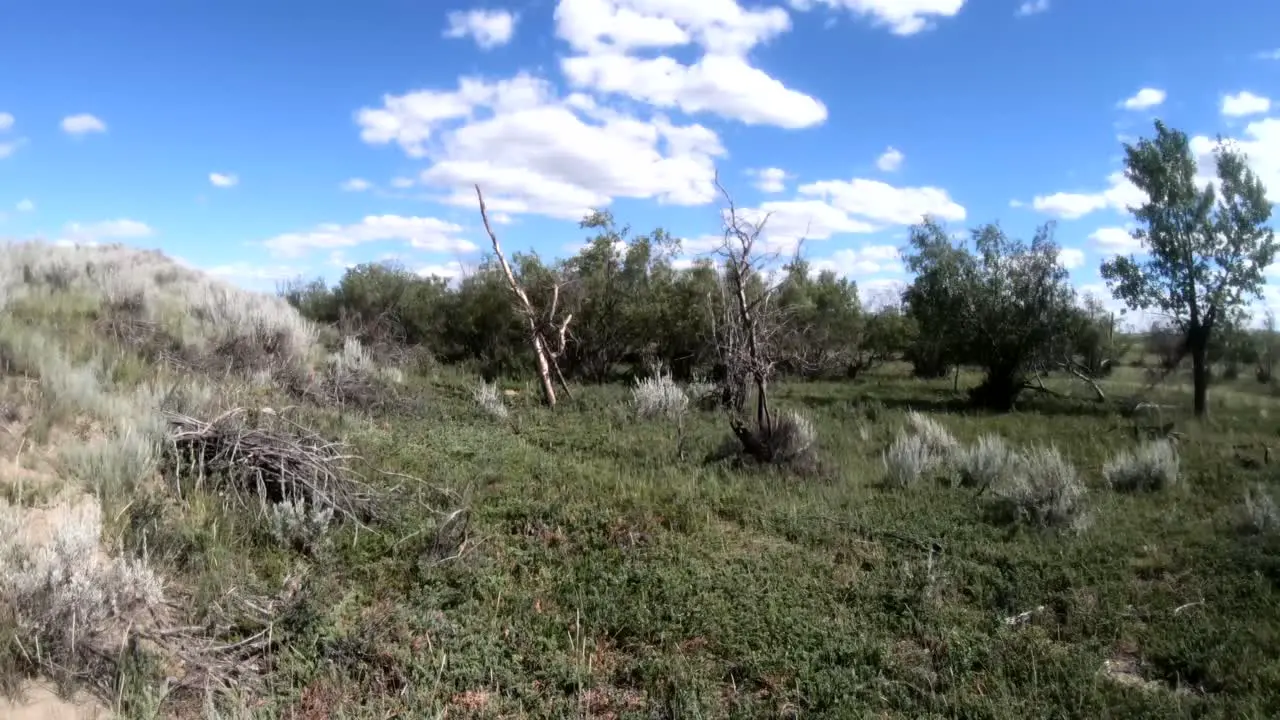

left=902, top=218, right=1079, bottom=409
left=1101, top=120, right=1276, bottom=417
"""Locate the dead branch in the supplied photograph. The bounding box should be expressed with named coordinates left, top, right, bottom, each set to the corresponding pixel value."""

left=162, top=408, right=386, bottom=524
left=475, top=184, right=574, bottom=407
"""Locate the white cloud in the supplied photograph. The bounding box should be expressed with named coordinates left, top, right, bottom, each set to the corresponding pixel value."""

left=1031, top=171, right=1145, bottom=219
left=341, top=178, right=372, bottom=192
left=61, top=113, right=107, bottom=135
left=360, top=73, right=726, bottom=221
left=1257, top=49, right=1280, bottom=60
left=1015, top=0, right=1049, bottom=16
left=700, top=178, right=963, bottom=256
left=554, top=0, right=827, bottom=128
left=1089, top=226, right=1141, bottom=254
left=261, top=215, right=477, bottom=258
left=204, top=262, right=304, bottom=283
left=1057, top=247, right=1085, bottom=269
left=560, top=52, right=827, bottom=129
left=0, top=139, right=26, bottom=158
left=444, top=8, right=518, bottom=49
left=0, top=112, right=13, bottom=132
left=1221, top=91, right=1271, bottom=118
left=390, top=176, right=415, bottom=189
left=797, top=177, right=966, bottom=226
left=209, top=172, right=238, bottom=187
left=58, top=219, right=154, bottom=245
left=749, top=167, right=789, bottom=193
left=417, top=261, right=469, bottom=281
left=787, top=0, right=966, bottom=36
left=15, top=199, right=33, bottom=212
left=1120, top=88, right=1166, bottom=111
left=556, top=0, right=791, bottom=55
left=876, top=146, right=903, bottom=172
left=1191, top=117, right=1280, bottom=202
left=811, top=244, right=903, bottom=276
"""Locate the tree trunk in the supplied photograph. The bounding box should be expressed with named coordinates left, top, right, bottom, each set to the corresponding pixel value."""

left=530, top=327, right=557, bottom=407
left=1191, top=335, right=1209, bottom=419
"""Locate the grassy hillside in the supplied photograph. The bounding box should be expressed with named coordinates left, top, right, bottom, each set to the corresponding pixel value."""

left=2, top=241, right=1279, bottom=718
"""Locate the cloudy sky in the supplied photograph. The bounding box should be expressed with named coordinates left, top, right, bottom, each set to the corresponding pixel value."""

left=0, top=0, right=1277, bottom=310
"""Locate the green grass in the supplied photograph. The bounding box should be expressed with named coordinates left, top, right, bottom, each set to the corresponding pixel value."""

left=117, top=366, right=1280, bottom=719
left=2, top=242, right=1279, bottom=716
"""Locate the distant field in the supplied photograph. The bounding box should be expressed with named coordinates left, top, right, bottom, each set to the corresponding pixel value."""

left=2, top=243, right=1279, bottom=719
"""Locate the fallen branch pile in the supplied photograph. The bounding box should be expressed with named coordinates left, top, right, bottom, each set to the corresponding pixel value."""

left=161, top=407, right=386, bottom=523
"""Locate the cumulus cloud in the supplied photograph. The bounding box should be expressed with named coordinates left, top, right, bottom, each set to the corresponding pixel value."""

left=390, top=176, right=415, bottom=189
left=1057, top=247, right=1085, bottom=269
left=692, top=177, right=963, bottom=256
left=788, top=0, right=966, bottom=36
left=1120, top=88, right=1166, bottom=111
left=444, top=8, right=518, bottom=49
left=261, top=215, right=477, bottom=258
left=1031, top=172, right=1145, bottom=219
left=810, top=244, right=903, bottom=276
left=1190, top=117, right=1280, bottom=202
left=749, top=167, right=790, bottom=193
left=417, top=260, right=470, bottom=282
left=15, top=198, right=33, bottom=212
left=797, top=177, right=966, bottom=226
left=58, top=219, right=154, bottom=245
left=1015, top=0, right=1049, bottom=16
left=1089, top=226, right=1141, bottom=254
left=61, top=113, right=107, bottom=135
left=1221, top=91, right=1271, bottom=118
left=0, top=115, right=23, bottom=159
left=876, top=146, right=904, bottom=172
left=204, top=262, right=304, bottom=283
left=359, top=73, right=726, bottom=220
left=341, top=178, right=372, bottom=192
left=554, top=0, right=827, bottom=128
left=209, top=172, right=238, bottom=187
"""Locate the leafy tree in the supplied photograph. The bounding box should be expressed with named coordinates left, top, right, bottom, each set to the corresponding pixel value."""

left=901, top=218, right=972, bottom=379
left=903, top=218, right=1078, bottom=410
left=1101, top=120, right=1276, bottom=417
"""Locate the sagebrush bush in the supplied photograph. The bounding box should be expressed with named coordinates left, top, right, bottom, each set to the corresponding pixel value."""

left=991, top=445, right=1088, bottom=531
left=882, top=412, right=960, bottom=487
left=883, top=434, right=936, bottom=487
left=58, top=424, right=160, bottom=497
left=473, top=380, right=509, bottom=419
left=0, top=498, right=166, bottom=673
left=1242, top=483, right=1280, bottom=535
left=906, top=411, right=959, bottom=455
left=684, top=380, right=717, bottom=407
left=1103, top=440, right=1180, bottom=492
left=765, top=409, right=817, bottom=464
left=956, top=433, right=1016, bottom=489
left=267, top=497, right=334, bottom=554
left=632, top=374, right=689, bottom=421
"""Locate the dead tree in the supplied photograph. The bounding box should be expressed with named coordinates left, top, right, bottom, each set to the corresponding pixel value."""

left=709, top=176, right=795, bottom=457
left=474, top=185, right=574, bottom=407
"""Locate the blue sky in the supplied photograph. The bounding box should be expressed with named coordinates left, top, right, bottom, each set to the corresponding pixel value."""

left=1, top=0, right=1278, bottom=310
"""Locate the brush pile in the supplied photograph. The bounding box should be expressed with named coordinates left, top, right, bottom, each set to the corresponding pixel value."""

left=161, top=407, right=386, bottom=523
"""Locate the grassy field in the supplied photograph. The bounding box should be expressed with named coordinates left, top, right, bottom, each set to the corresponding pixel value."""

left=3, top=243, right=1280, bottom=718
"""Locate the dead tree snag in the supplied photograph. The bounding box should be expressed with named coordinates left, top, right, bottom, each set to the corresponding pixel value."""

left=474, top=185, right=573, bottom=407
left=710, top=175, right=797, bottom=460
